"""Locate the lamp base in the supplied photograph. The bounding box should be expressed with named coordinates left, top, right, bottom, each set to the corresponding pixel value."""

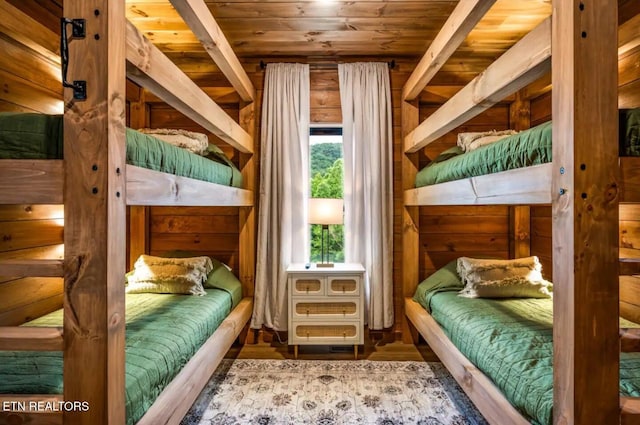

left=316, top=262, right=335, bottom=268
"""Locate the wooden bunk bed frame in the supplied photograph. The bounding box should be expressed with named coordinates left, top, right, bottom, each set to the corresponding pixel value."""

left=401, top=1, right=640, bottom=424
left=0, top=1, right=257, bottom=424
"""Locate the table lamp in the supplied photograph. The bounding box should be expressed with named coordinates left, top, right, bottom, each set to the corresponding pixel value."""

left=308, top=198, right=344, bottom=267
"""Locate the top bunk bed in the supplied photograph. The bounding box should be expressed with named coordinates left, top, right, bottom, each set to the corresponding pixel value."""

left=401, top=6, right=640, bottom=206
left=0, top=0, right=257, bottom=207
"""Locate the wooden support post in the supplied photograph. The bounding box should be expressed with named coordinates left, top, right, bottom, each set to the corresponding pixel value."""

left=509, top=91, right=530, bottom=132
left=509, top=206, right=531, bottom=259
left=552, top=1, right=619, bottom=424
left=508, top=91, right=531, bottom=259
left=128, top=87, right=149, bottom=270
left=63, top=1, right=126, bottom=424
left=129, top=206, right=149, bottom=269
left=128, top=84, right=148, bottom=130
left=239, top=101, right=256, bottom=302
left=401, top=99, right=420, bottom=344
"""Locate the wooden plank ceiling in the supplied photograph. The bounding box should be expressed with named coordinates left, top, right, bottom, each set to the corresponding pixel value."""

left=9, top=0, right=640, bottom=89
left=126, top=0, right=551, bottom=83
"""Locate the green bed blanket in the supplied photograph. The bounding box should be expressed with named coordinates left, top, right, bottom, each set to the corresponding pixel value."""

left=621, top=108, right=640, bottom=156
left=415, top=121, right=552, bottom=188
left=0, top=113, right=242, bottom=187
left=0, top=289, right=234, bottom=425
left=414, top=274, right=640, bottom=425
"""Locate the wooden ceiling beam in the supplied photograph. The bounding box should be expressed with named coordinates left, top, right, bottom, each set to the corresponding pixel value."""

left=125, top=20, right=253, bottom=153
left=402, top=0, right=496, bottom=101
left=404, top=17, right=551, bottom=153
left=169, top=0, right=255, bottom=102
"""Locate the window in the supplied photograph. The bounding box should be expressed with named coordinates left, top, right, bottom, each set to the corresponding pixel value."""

left=309, top=126, right=344, bottom=263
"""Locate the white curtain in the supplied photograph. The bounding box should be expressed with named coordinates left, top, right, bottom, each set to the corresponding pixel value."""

left=338, top=62, right=394, bottom=330
left=251, top=63, right=310, bottom=331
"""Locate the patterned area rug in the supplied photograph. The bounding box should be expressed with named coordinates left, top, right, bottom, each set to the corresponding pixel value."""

left=181, top=359, right=488, bottom=425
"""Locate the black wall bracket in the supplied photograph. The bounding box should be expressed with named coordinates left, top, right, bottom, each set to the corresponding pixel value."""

left=61, top=18, right=87, bottom=101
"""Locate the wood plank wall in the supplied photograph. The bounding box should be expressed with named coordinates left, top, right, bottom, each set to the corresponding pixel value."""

left=146, top=104, right=242, bottom=272
left=0, top=2, right=61, bottom=113
left=0, top=206, right=64, bottom=325
left=417, top=106, right=512, bottom=278
left=0, top=1, right=63, bottom=325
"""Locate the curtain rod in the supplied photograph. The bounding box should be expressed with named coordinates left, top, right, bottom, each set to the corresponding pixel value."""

left=259, top=60, right=396, bottom=70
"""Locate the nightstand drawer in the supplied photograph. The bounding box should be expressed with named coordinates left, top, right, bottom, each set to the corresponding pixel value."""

left=291, top=297, right=360, bottom=320
left=291, top=322, right=361, bottom=345
left=327, top=276, right=360, bottom=296
left=291, top=276, right=324, bottom=295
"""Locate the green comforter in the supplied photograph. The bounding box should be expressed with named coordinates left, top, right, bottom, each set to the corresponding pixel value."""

left=416, top=121, right=552, bottom=188
left=0, top=289, right=235, bottom=425
left=621, top=108, right=640, bottom=156
left=0, top=112, right=242, bottom=187
left=415, top=284, right=640, bottom=425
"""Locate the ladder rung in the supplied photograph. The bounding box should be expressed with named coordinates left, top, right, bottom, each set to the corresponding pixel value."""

left=0, top=326, right=63, bottom=351
left=621, top=397, right=640, bottom=425
left=0, top=259, right=63, bottom=277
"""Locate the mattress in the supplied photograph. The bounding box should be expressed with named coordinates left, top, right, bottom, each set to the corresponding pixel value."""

left=0, top=113, right=242, bottom=187
left=416, top=290, right=640, bottom=425
left=0, top=288, right=234, bottom=425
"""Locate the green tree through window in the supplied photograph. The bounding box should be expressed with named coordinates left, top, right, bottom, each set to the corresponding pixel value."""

left=309, top=132, right=344, bottom=263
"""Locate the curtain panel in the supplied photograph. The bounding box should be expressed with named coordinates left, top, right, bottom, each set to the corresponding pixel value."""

left=338, top=62, right=394, bottom=329
left=251, top=63, right=310, bottom=331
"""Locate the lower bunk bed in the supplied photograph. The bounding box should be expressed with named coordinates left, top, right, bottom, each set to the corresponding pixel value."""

left=0, top=286, right=252, bottom=425
left=405, top=261, right=640, bottom=425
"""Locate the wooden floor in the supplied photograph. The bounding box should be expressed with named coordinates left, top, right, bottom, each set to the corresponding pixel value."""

left=226, top=328, right=439, bottom=362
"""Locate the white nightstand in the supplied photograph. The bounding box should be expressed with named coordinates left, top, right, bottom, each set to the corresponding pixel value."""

left=287, top=263, right=365, bottom=359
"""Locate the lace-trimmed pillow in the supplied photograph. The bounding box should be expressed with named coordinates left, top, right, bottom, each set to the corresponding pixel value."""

left=456, top=256, right=552, bottom=298
left=138, top=128, right=209, bottom=156
left=458, top=276, right=553, bottom=299
left=126, top=255, right=213, bottom=296
left=456, top=129, right=518, bottom=152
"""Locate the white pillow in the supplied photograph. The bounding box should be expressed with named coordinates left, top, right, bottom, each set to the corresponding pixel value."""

left=138, top=128, right=209, bottom=156
left=457, top=130, right=518, bottom=152
left=126, top=255, right=213, bottom=296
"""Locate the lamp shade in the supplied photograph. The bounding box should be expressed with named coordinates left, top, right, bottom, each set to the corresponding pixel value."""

left=308, top=198, right=343, bottom=225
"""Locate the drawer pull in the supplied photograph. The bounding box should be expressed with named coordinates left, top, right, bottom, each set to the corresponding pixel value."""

left=342, top=285, right=346, bottom=293
left=342, top=309, right=346, bottom=316
left=306, top=331, right=310, bottom=339
left=343, top=332, right=346, bottom=338
left=306, top=286, right=309, bottom=294
left=306, top=309, right=310, bottom=316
